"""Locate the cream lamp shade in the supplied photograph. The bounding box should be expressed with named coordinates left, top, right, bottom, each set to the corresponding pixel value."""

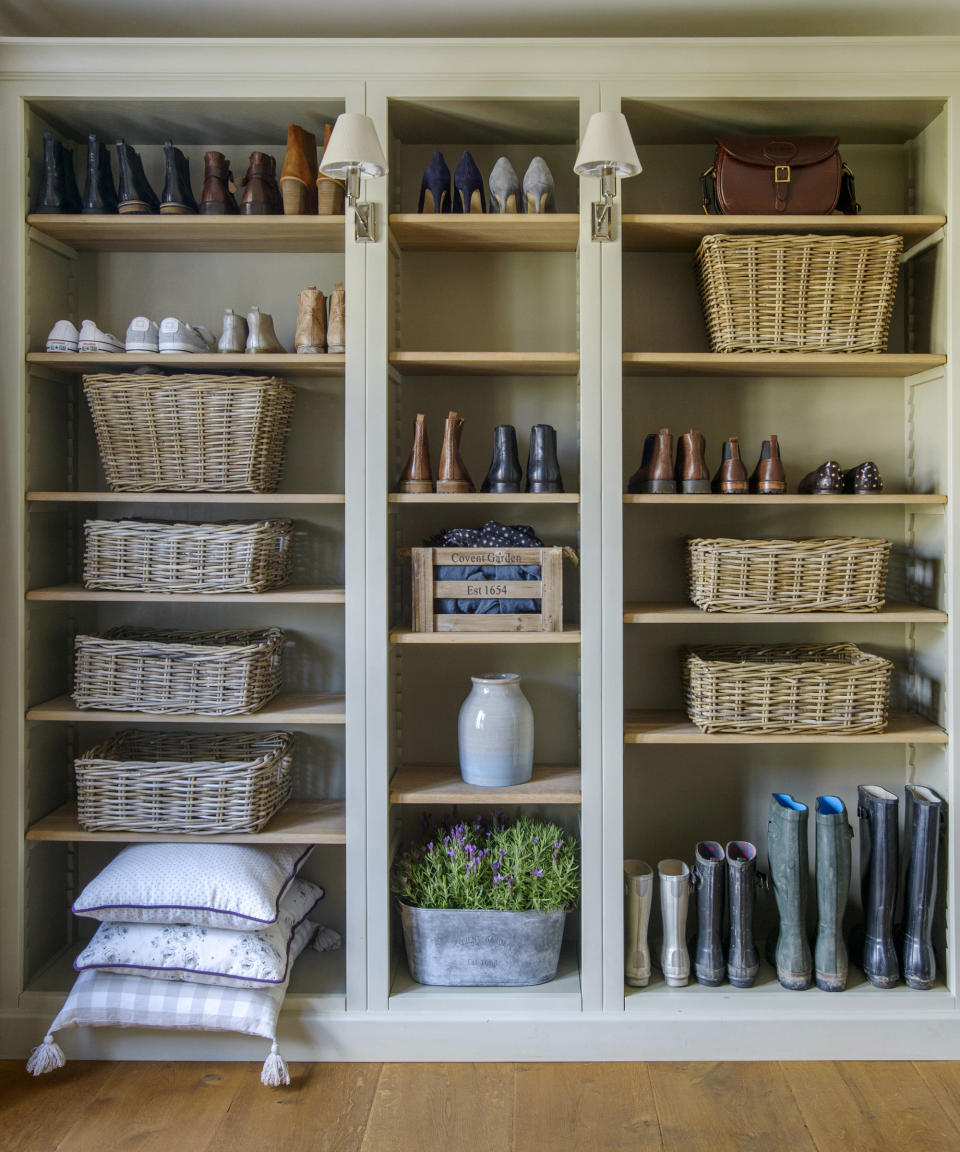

left=573, top=112, right=641, bottom=177
left=319, top=113, right=388, bottom=179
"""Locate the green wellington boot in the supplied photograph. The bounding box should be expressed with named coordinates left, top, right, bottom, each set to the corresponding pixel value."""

left=814, top=795, right=853, bottom=991
left=767, top=793, right=813, bottom=990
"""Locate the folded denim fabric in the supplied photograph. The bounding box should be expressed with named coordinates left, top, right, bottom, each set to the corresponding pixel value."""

left=426, top=521, right=543, bottom=549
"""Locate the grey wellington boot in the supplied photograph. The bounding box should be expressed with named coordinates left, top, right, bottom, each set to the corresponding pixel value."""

left=767, top=793, right=813, bottom=990
left=624, top=860, right=653, bottom=988
left=814, top=795, right=853, bottom=992
left=858, top=784, right=900, bottom=988
left=726, top=840, right=760, bottom=988
left=658, top=859, right=691, bottom=987
left=902, top=785, right=942, bottom=990
left=694, top=842, right=725, bottom=986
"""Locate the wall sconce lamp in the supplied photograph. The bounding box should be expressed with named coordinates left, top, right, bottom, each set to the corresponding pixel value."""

left=573, top=112, right=642, bottom=242
left=319, top=113, right=389, bottom=243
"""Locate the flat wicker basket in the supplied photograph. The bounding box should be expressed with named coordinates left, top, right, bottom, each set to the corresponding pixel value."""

left=687, top=536, right=892, bottom=613
left=83, top=373, right=294, bottom=492
left=82, top=518, right=293, bottom=594
left=695, top=233, right=902, bottom=353
left=683, top=643, right=892, bottom=735
left=73, top=627, right=285, bottom=715
left=75, top=730, right=294, bottom=834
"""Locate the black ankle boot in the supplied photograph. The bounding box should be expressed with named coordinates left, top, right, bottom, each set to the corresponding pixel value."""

left=81, top=135, right=118, bottom=214
left=116, top=139, right=159, bottom=214
left=525, top=424, right=564, bottom=493
left=160, top=140, right=198, bottom=214
left=62, top=145, right=82, bottom=213
left=35, top=131, right=68, bottom=213
left=481, top=425, right=522, bottom=493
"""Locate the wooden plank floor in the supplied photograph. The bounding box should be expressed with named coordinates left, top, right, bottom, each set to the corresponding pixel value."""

left=4, top=1060, right=960, bottom=1151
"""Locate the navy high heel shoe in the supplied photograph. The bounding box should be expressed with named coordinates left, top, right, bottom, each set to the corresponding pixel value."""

left=418, top=151, right=451, bottom=213
left=453, top=151, right=485, bottom=213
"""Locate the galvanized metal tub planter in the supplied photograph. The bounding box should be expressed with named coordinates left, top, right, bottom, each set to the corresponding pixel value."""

left=399, top=904, right=566, bottom=986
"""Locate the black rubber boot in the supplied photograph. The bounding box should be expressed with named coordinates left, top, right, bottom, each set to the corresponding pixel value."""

left=116, top=139, right=160, bottom=214
left=768, top=793, right=813, bottom=990
left=160, top=140, right=198, bottom=213
left=35, top=131, right=68, bottom=213
left=902, top=785, right=942, bottom=990
left=858, top=784, right=900, bottom=988
left=814, top=795, right=853, bottom=991
left=81, top=135, right=118, bottom=214
left=481, top=425, right=523, bottom=493
left=525, top=424, right=563, bottom=493
left=726, top=841, right=760, bottom=988
left=694, top=841, right=725, bottom=986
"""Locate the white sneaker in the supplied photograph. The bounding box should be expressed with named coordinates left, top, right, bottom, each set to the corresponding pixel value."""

left=159, top=317, right=217, bottom=354
left=125, top=316, right=160, bottom=353
left=46, top=319, right=80, bottom=353
left=77, top=319, right=124, bottom=354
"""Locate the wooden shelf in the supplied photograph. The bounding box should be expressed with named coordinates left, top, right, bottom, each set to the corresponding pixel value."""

left=389, top=492, right=578, bottom=504
left=26, top=799, right=347, bottom=844
left=26, top=692, right=347, bottom=725
left=621, top=213, right=946, bottom=254
left=27, top=352, right=345, bottom=376
left=389, top=764, right=581, bottom=805
left=624, top=710, right=948, bottom=744
left=27, top=491, right=345, bottom=504
left=26, top=584, right=346, bottom=604
left=622, top=352, right=946, bottom=378
left=390, top=626, right=581, bottom=645
left=623, top=602, right=948, bottom=625
left=390, top=351, right=579, bottom=376
left=389, top=213, right=580, bottom=251
left=624, top=492, right=947, bottom=506
left=26, top=214, right=346, bottom=253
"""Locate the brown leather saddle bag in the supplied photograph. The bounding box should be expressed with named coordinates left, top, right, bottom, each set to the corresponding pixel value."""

left=701, top=136, right=860, bottom=215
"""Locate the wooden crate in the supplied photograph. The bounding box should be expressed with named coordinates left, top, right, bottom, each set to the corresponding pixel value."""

left=410, top=546, right=566, bottom=633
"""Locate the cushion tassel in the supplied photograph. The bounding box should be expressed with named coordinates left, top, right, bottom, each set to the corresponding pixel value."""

left=26, top=1033, right=66, bottom=1076
left=260, top=1039, right=289, bottom=1088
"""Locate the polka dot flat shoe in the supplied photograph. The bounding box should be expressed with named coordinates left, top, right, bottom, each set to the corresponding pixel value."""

left=842, top=461, right=883, bottom=494
left=798, top=460, right=842, bottom=495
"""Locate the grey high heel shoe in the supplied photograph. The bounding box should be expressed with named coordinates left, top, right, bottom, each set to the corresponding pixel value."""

left=218, top=308, right=248, bottom=354
left=489, top=157, right=521, bottom=214
left=522, top=156, right=555, bottom=214
left=245, top=306, right=286, bottom=354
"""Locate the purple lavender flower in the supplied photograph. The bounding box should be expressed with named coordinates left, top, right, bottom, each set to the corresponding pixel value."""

left=533, top=868, right=543, bottom=877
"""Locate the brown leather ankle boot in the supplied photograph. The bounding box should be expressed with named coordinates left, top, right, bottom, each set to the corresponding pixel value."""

left=280, top=124, right=318, bottom=214
left=241, top=151, right=281, bottom=215
left=750, top=434, right=786, bottom=494
left=399, top=413, right=433, bottom=492
left=629, top=428, right=675, bottom=494
left=199, top=151, right=238, bottom=215
left=295, top=286, right=327, bottom=353
left=327, top=283, right=345, bottom=353
left=436, top=411, right=475, bottom=493
left=675, top=429, right=710, bottom=494
left=712, top=436, right=749, bottom=494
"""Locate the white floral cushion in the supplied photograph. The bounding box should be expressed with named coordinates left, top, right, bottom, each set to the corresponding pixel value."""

left=72, top=843, right=314, bottom=930
left=74, top=878, right=322, bottom=988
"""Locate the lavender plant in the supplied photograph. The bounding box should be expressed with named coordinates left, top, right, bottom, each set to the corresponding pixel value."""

left=392, top=813, right=580, bottom=913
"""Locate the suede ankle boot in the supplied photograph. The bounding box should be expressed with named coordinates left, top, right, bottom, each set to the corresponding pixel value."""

left=768, top=793, right=813, bottom=990
left=399, top=413, right=433, bottom=493
left=814, top=795, right=853, bottom=991
left=857, top=784, right=900, bottom=988
left=726, top=841, right=760, bottom=988
left=694, top=842, right=725, bottom=986
left=481, top=425, right=522, bottom=493
left=241, top=151, right=281, bottom=215
left=327, top=283, right=345, bottom=353
left=199, top=151, right=238, bottom=215
left=295, top=286, right=327, bottom=353
left=525, top=425, right=564, bottom=493
left=712, top=436, right=749, bottom=494
left=902, top=785, right=942, bottom=990
left=437, top=411, right=474, bottom=493
left=280, top=124, right=319, bottom=214
left=624, top=860, right=653, bottom=988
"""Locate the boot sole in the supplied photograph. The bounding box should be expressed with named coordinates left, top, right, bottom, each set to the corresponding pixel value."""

left=327, top=344, right=345, bottom=353
left=663, top=975, right=689, bottom=987
left=637, top=480, right=677, bottom=494
left=752, top=483, right=787, bottom=494
left=240, top=204, right=277, bottom=215
left=481, top=484, right=523, bottom=494
left=159, top=204, right=197, bottom=214
left=118, top=201, right=154, bottom=214
left=297, top=346, right=327, bottom=354
left=905, top=976, right=934, bottom=990
left=399, top=481, right=434, bottom=493
left=815, top=974, right=847, bottom=991
left=776, top=968, right=813, bottom=990
left=199, top=203, right=239, bottom=215
left=864, top=972, right=900, bottom=988
left=436, top=482, right=475, bottom=493
left=728, top=971, right=759, bottom=988
left=679, top=479, right=711, bottom=493
left=695, top=973, right=725, bottom=986
left=714, top=484, right=750, bottom=494
left=526, top=483, right=564, bottom=493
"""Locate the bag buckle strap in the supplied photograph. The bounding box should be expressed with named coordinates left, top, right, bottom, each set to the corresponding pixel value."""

left=774, top=164, right=791, bottom=184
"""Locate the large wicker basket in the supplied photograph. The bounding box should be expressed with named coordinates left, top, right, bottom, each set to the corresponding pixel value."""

left=695, top=233, right=902, bottom=353
left=75, top=730, right=294, bottom=834
left=683, top=643, right=892, bottom=734
left=687, top=537, right=891, bottom=613
left=73, top=627, right=285, bottom=715
left=83, top=373, right=294, bottom=492
left=82, top=518, right=293, bottom=594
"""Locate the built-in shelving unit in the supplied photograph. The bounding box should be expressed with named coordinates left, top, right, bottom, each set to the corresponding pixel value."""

left=390, top=351, right=580, bottom=375
left=389, top=626, right=582, bottom=644
left=390, top=213, right=580, bottom=251
left=389, top=765, right=581, bottom=804
left=622, top=352, right=946, bottom=377
left=624, top=493, right=947, bottom=505
left=623, top=711, right=949, bottom=744
left=27, top=352, right=345, bottom=375
left=622, top=603, right=948, bottom=625
left=26, top=584, right=346, bottom=603
left=27, top=491, right=346, bottom=504
left=26, top=692, right=347, bottom=724
left=389, top=492, right=579, bottom=504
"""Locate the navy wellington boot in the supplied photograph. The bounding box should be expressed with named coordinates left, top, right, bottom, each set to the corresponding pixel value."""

left=857, top=785, right=900, bottom=988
